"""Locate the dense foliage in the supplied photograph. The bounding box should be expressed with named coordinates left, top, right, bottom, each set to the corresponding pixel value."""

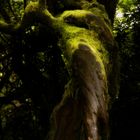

left=0, top=1, right=68, bottom=139
left=110, top=1, right=140, bottom=139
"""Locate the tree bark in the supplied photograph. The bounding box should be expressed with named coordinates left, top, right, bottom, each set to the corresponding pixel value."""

left=0, top=0, right=119, bottom=140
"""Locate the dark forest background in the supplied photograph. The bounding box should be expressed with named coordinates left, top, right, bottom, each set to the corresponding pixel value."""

left=0, top=0, right=140, bottom=140
left=110, top=0, right=140, bottom=139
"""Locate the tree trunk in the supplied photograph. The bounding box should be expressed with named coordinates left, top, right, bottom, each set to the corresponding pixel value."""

left=0, top=0, right=119, bottom=140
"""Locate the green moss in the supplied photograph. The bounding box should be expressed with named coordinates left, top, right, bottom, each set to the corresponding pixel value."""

left=61, top=9, right=91, bottom=19
left=25, top=1, right=39, bottom=14
left=40, top=3, right=113, bottom=92
left=56, top=21, right=109, bottom=80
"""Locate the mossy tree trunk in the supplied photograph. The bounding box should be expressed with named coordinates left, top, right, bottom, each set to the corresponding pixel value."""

left=0, top=0, right=119, bottom=140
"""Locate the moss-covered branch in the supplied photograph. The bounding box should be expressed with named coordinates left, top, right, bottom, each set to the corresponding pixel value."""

left=0, top=20, right=16, bottom=34
left=0, top=1, right=56, bottom=34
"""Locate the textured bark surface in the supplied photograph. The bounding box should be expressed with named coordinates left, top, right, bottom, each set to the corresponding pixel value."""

left=0, top=0, right=119, bottom=140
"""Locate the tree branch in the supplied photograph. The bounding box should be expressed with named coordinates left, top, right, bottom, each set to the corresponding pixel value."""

left=0, top=20, right=17, bottom=34
left=0, top=1, right=56, bottom=35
